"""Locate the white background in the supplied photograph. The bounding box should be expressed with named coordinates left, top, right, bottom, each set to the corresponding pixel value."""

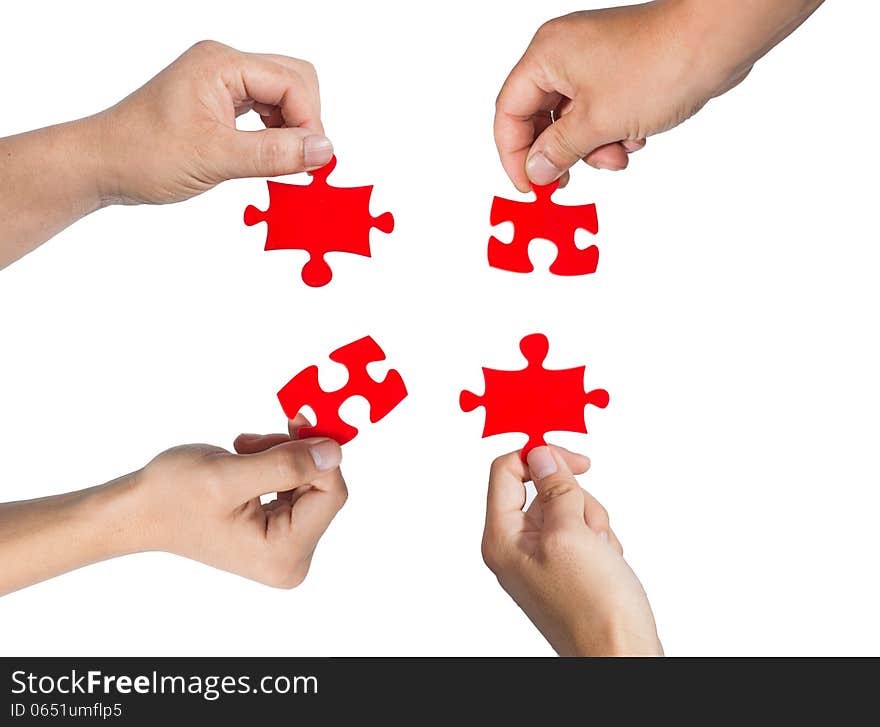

left=1, top=1, right=878, bottom=656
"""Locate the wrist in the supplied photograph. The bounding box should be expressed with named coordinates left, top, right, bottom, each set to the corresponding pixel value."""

left=75, top=471, right=154, bottom=558
left=573, top=617, right=664, bottom=657
left=57, top=116, right=115, bottom=213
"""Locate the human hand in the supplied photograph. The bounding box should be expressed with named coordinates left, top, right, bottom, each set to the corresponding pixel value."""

left=131, top=416, right=347, bottom=588
left=495, top=0, right=822, bottom=190
left=482, top=446, right=662, bottom=656
left=93, top=40, right=332, bottom=205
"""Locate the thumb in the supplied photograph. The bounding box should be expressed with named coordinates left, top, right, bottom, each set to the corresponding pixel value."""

left=527, top=445, right=586, bottom=531
left=525, top=109, right=606, bottom=186
left=221, top=437, right=342, bottom=504
left=216, top=127, right=334, bottom=180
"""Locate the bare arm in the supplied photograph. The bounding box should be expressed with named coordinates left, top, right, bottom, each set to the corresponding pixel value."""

left=0, top=40, right=331, bottom=269
left=0, top=417, right=345, bottom=597
left=495, top=0, right=826, bottom=189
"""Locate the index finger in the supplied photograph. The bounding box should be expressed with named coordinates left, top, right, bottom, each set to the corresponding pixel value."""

left=287, top=467, right=348, bottom=553
left=487, top=451, right=530, bottom=530
left=487, top=447, right=592, bottom=533
left=220, top=438, right=342, bottom=504
left=231, top=53, right=323, bottom=135
left=494, top=61, right=562, bottom=192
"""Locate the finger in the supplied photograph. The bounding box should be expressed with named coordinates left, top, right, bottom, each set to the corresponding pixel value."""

left=220, top=438, right=342, bottom=503
left=525, top=447, right=591, bottom=527
left=584, top=142, right=630, bottom=171
left=219, top=125, right=334, bottom=180
left=236, top=54, right=322, bottom=133
left=495, top=60, right=563, bottom=192
left=526, top=104, right=616, bottom=186
left=218, top=53, right=330, bottom=179
left=578, top=487, right=624, bottom=555
left=606, top=527, right=624, bottom=556
left=233, top=432, right=290, bottom=455
left=486, top=451, right=529, bottom=530
left=526, top=446, right=587, bottom=532
left=286, top=466, right=348, bottom=552
left=622, top=138, right=646, bottom=153
left=288, top=413, right=311, bottom=440
left=488, top=446, right=589, bottom=526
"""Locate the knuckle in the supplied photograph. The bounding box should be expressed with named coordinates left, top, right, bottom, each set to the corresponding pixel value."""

left=275, top=448, right=310, bottom=485
left=326, top=478, right=349, bottom=511
left=533, top=18, right=560, bottom=43
left=481, top=531, right=507, bottom=573
left=199, top=458, right=229, bottom=502
left=546, top=124, right=585, bottom=164
left=298, top=59, right=318, bottom=81
left=481, top=539, right=500, bottom=573
left=488, top=454, right=506, bottom=480
left=538, top=475, right=578, bottom=504
left=257, top=136, right=283, bottom=167
left=189, top=39, right=225, bottom=57
left=256, top=135, right=299, bottom=175
left=589, top=500, right=610, bottom=527
left=488, top=452, right=516, bottom=481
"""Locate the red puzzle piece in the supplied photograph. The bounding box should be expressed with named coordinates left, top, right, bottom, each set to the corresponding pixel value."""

left=489, top=180, right=599, bottom=275
left=244, top=156, right=394, bottom=287
left=460, top=333, right=608, bottom=459
left=277, top=335, right=407, bottom=445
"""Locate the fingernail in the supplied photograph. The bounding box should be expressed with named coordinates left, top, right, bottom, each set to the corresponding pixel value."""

left=594, top=161, right=624, bottom=171
left=526, top=152, right=563, bottom=186
left=303, top=135, right=333, bottom=168
left=309, top=438, right=342, bottom=471
left=598, top=531, right=609, bottom=544
left=526, top=446, right=558, bottom=480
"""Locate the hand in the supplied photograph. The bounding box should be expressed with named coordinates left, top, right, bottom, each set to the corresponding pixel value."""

left=0, top=417, right=347, bottom=595
left=133, top=416, right=347, bottom=587
left=495, top=0, right=824, bottom=190
left=482, top=446, right=662, bottom=656
left=93, top=40, right=332, bottom=205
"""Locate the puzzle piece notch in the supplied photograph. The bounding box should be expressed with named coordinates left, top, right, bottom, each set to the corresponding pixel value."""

left=277, top=335, right=407, bottom=445
left=489, top=180, right=599, bottom=276
left=460, top=333, right=609, bottom=459
left=244, top=156, right=395, bottom=287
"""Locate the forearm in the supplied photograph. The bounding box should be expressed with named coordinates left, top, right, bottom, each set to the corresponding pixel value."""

left=0, top=473, right=146, bottom=596
left=677, top=0, right=825, bottom=84
left=0, top=116, right=107, bottom=269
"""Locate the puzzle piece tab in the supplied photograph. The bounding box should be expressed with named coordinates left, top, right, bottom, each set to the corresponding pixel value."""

left=460, top=333, right=608, bottom=458
left=277, top=335, right=407, bottom=445
left=244, top=156, right=394, bottom=287
left=489, top=180, right=599, bottom=275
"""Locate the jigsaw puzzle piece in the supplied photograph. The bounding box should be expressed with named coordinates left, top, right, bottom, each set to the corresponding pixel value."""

left=488, top=181, right=599, bottom=276
left=277, top=365, right=360, bottom=444
left=327, top=336, right=408, bottom=424
left=277, top=336, right=407, bottom=446
left=460, top=333, right=609, bottom=459
left=489, top=196, right=535, bottom=273
left=244, top=156, right=395, bottom=287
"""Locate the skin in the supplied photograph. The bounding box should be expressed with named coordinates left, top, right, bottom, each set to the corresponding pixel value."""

left=0, top=40, right=333, bottom=268
left=2, top=0, right=830, bottom=650
left=495, top=0, right=826, bottom=191
left=0, top=416, right=346, bottom=596
left=483, top=446, right=662, bottom=656
left=484, top=0, right=825, bottom=655
left=0, top=42, right=344, bottom=596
